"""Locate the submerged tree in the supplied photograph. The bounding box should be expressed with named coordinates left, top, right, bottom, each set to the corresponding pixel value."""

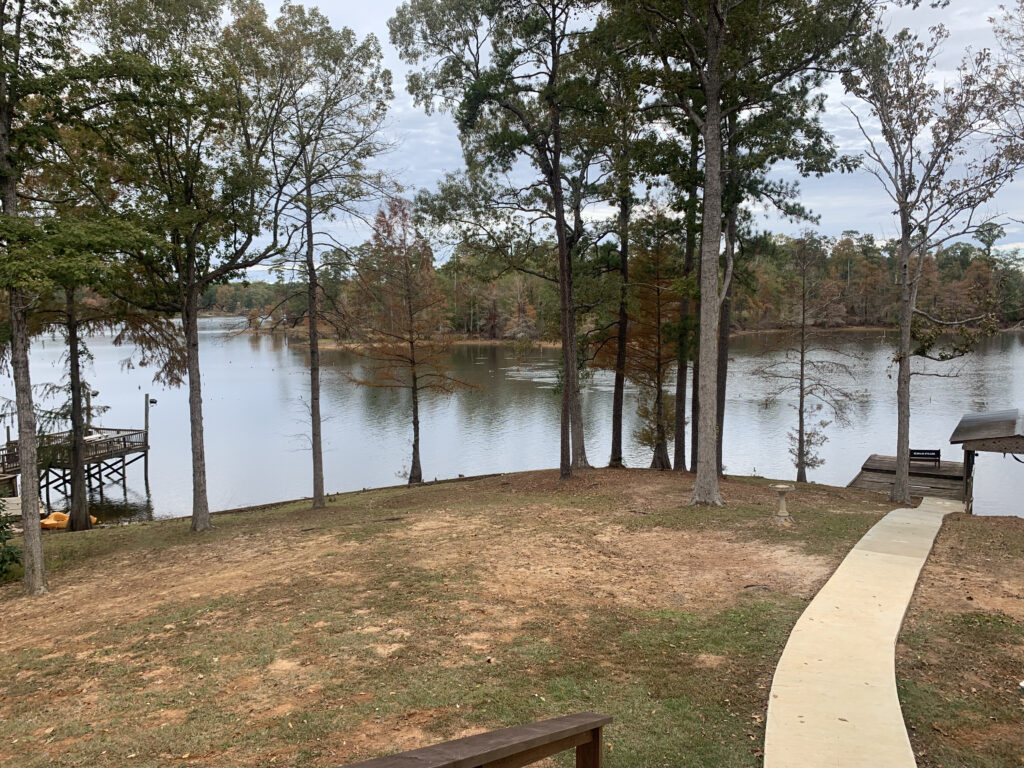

left=348, top=200, right=468, bottom=484
left=625, top=211, right=682, bottom=469
left=753, top=234, right=860, bottom=482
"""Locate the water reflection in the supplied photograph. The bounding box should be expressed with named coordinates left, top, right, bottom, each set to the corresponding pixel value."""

left=40, top=486, right=155, bottom=525
left=88, top=491, right=155, bottom=525
left=4, top=319, right=1023, bottom=519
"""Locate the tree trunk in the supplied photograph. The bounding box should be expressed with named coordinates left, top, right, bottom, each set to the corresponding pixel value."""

left=689, top=217, right=703, bottom=474
left=690, top=351, right=699, bottom=472
left=540, top=28, right=588, bottom=476
left=549, top=163, right=574, bottom=477
left=609, top=196, right=630, bottom=468
left=9, top=290, right=48, bottom=594
left=690, top=36, right=725, bottom=506
left=674, top=146, right=699, bottom=473
left=566, top=247, right=588, bottom=470
left=797, top=353, right=807, bottom=483
left=549, top=160, right=584, bottom=475
left=409, top=368, right=422, bottom=484
left=305, top=191, right=325, bottom=509
left=3, top=106, right=47, bottom=589
left=892, top=225, right=914, bottom=503
left=796, top=265, right=808, bottom=483
left=66, top=287, right=91, bottom=531
left=673, top=357, right=687, bottom=472
left=651, top=319, right=670, bottom=469
left=715, top=208, right=736, bottom=477
left=650, top=384, right=671, bottom=469
left=716, top=290, right=731, bottom=477
left=183, top=280, right=212, bottom=531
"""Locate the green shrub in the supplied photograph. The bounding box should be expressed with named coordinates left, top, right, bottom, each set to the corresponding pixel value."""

left=0, top=499, right=21, bottom=578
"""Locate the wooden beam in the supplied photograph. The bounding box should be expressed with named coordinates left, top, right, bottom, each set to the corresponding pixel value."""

left=338, top=713, right=611, bottom=768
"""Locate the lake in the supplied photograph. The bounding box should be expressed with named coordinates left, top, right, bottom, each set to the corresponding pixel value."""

left=5, top=317, right=1023, bottom=519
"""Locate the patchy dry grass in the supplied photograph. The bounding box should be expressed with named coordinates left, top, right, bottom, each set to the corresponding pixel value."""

left=898, top=513, right=1024, bottom=768
left=0, top=469, right=893, bottom=767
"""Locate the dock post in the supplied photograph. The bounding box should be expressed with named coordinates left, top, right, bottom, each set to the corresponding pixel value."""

left=143, top=393, right=150, bottom=489
left=963, top=449, right=975, bottom=515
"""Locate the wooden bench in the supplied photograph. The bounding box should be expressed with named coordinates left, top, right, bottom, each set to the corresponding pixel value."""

left=339, top=712, right=611, bottom=768
left=909, top=449, right=941, bottom=466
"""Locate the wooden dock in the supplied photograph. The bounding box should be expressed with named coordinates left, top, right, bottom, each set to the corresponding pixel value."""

left=848, top=454, right=965, bottom=500
left=0, top=427, right=149, bottom=505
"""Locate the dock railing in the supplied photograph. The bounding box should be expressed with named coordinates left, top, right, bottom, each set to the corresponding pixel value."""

left=0, top=428, right=148, bottom=474
left=339, top=712, right=611, bottom=768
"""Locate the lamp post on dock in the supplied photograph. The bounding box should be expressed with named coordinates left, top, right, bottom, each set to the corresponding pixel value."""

left=143, top=393, right=154, bottom=491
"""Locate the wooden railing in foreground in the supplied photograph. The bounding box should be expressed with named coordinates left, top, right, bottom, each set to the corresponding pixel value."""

left=340, top=712, right=611, bottom=768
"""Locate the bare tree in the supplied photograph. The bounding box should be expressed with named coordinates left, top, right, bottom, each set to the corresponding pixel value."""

left=843, top=22, right=1023, bottom=502
left=273, top=5, right=391, bottom=509
left=753, top=234, right=861, bottom=482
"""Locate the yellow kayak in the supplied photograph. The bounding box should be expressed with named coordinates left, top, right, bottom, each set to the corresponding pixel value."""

left=41, top=512, right=98, bottom=530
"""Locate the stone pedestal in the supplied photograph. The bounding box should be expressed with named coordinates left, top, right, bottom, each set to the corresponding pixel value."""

left=770, top=484, right=794, bottom=526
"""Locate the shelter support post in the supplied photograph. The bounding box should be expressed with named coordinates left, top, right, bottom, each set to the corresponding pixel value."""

left=963, top=449, right=975, bottom=515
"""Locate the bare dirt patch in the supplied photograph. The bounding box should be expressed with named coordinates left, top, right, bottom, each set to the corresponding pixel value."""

left=317, top=708, right=449, bottom=766
left=0, top=531, right=359, bottom=651
left=403, top=504, right=832, bottom=613
left=487, top=524, right=831, bottom=611
left=909, top=515, right=1024, bottom=621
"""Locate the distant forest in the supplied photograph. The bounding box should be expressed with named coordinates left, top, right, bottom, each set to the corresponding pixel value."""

left=206, top=229, right=1024, bottom=342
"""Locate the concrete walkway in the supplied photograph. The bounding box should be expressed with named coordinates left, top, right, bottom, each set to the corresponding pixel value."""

left=764, top=497, right=959, bottom=768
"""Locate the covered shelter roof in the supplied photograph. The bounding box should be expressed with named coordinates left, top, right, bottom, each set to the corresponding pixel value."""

left=949, top=409, right=1024, bottom=454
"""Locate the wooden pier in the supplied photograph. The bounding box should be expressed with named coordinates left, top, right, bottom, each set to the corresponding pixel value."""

left=0, top=393, right=154, bottom=508
left=0, top=427, right=149, bottom=506
left=847, top=454, right=966, bottom=500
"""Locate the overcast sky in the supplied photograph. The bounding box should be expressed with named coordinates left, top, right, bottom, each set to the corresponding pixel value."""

left=270, top=1, right=1021, bottom=261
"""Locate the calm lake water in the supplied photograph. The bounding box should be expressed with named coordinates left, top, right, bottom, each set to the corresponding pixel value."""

left=5, top=317, right=1023, bottom=519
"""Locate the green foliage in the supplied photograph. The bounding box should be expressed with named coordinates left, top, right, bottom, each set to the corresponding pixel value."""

left=0, top=500, right=22, bottom=579
left=633, top=392, right=675, bottom=452
left=82, top=0, right=299, bottom=315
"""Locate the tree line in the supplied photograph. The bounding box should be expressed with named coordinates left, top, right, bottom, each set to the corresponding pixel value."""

left=4, top=0, right=1024, bottom=597
left=218, top=226, right=1024, bottom=340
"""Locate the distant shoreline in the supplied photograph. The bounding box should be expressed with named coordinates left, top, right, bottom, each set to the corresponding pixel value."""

left=231, top=319, right=899, bottom=348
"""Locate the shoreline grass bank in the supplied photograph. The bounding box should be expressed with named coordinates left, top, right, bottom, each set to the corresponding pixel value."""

left=1, top=469, right=1019, bottom=766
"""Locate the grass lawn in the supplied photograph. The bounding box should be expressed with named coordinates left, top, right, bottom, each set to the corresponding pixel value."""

left=897, top=513, right=1024, bottom=768
left=1, top=468, right=897, bottom=766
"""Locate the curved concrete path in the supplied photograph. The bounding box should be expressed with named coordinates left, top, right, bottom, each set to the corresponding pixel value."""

left=764, top=497, right=959, bottom=768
